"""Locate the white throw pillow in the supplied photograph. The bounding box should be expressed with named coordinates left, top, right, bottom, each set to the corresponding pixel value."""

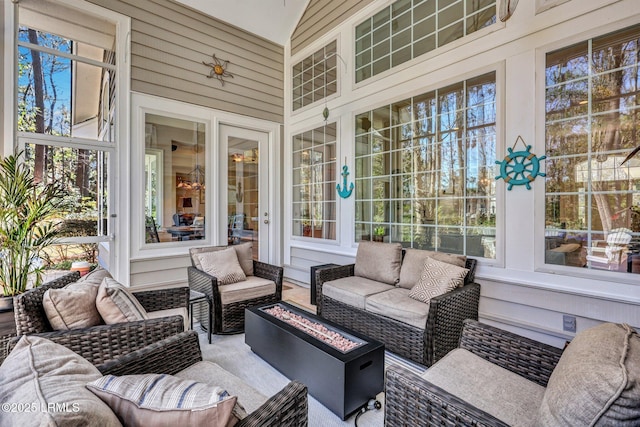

left=96, top=277, right=148, bottom=324
left=196, top=247, right=247, bottom=285
left=409, top=257, right=469, bottom=304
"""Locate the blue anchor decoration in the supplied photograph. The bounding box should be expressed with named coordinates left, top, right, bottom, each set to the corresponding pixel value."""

left=336, top=159, right=354, bottom=199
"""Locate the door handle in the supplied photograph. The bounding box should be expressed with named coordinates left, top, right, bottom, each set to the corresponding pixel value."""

left=264, top=219, right=269, bottom=224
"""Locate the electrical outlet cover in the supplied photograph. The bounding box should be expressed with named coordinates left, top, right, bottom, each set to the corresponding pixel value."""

left=563, top=315, right=576, bottom=332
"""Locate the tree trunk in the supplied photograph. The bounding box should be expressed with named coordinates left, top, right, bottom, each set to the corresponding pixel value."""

left=27, top=29, right=46, bottom=183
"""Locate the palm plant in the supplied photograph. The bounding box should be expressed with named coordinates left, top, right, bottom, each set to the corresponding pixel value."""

left=0, top=152, right=68, bottom=296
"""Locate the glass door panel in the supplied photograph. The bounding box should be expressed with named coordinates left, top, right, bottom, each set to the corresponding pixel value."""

left=220, top=125, right=269, bottom=262
left=228, top=137, right=259, bottom=258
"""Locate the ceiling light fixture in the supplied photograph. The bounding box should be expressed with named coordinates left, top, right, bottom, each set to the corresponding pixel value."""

left=176, top=140, right=205, bottom=190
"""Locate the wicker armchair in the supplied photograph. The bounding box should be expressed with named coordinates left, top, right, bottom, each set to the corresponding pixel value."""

left=188, top=244, right=283, bottom=334
left=385, top=319, right=564, bottom=426
left=98, top=331, right=309, bottom=427
left=11, top=271, right=189, bottom=365
left=316, top=257, right=479, bottom=367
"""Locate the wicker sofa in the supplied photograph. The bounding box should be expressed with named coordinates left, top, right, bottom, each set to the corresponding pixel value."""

left=316, top=242, right=479, bottom=366
left=1, top=330, right=308, bottom=426
left=385, top=319, right=640, bottom=426
left=10, top=270, right=189, bottom=365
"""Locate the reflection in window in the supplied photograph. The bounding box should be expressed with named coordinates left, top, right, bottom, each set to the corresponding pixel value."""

left=355, top=0, right=496, bottom=83
left=145, top=149, right=163, bottom=231
left=292, top=123, right=337, bottom=239
left=16, top=7, right=117, bottom=268
left=144, top=114, right=206, bottom=244
left=355, top=72, right=497, bottom=258
left=292, top=40, right=337, bottom=110
left=545, top=24, right=640, bottom=275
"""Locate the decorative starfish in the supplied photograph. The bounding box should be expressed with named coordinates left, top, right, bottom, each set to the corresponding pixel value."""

left=202, top=54, right=234, bottom=86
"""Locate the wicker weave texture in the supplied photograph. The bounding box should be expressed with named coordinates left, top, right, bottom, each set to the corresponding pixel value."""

left=384, top=365, right=509, bottom=427
left=0, top=333, right=12, bottom=365
left=459, top=319, right=563, bottom=387
left=133, top=287, right=190, bottom=312
left=384, top=320, right=566, bottom=426
left=13, top=271, right=189, bottom=336
left=238, top=381, right=308, bottom=427
left=426, top=283, right=481, bottom=366
left=8, top=316, right=184, bottom=366
left=97, top=331, right=309, bottom=427
left=13, top=271, right=81, bottom=336
left=317, top=260, right=480, bottom=366
left=98, top=331, right=203, bottom=376
left=188, top=258, right=284, bottom=334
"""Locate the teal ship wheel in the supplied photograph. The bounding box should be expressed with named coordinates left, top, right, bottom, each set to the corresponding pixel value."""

left=495, top=145, right=546, bottom=190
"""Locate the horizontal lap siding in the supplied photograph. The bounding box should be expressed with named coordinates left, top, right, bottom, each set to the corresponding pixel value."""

left=291, top=0, right=373, bottom=55
left=88, top=0, right=284, bottom=122
left=285, top=246, right=356, bottom=284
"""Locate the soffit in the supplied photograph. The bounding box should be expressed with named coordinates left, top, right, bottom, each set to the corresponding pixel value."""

left=172, top=0, right=310, bottom=45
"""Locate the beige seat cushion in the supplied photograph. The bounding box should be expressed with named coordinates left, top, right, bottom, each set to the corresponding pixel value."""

left=408, top=257, right=469, bottom=304
left=146, top=307, right=189, bottom=331
left=538, top=322, right=640, bottom=426
left=365, top=287, right=430, bottom=329
left=322, top=276, right=395, bottom=310
left=87, top=373, right=238, bottom=427
left=398, top=248, right=467, bottom=289
left=219, top=275, right=276, bottom=305
left=43, top=281, right=103, bottom=330
left=190, top=243, right=254, bottom=276
left=423, top=348, right=545, bottom=427
left=96, top=277, right=148, bottom=324
left=196, top=247, right=247, bottom=285
left=0, top=335, right=121, bottom=427
left=177, top=361, right=266, bottom=414
left=354, top=241, right=403, bottom=285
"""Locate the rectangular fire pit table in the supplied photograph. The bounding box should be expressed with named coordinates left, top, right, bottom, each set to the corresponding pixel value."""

left=245, top=302, right=384, bottom=420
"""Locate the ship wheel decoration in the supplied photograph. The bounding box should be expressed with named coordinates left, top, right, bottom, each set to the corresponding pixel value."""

left=495, top=136, right=546, bottom=190
left=203, top=54, right=234, bottom=86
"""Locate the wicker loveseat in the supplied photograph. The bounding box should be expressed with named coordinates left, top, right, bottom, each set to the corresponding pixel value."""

left=385, top=319, right=640, bottom=426
left=11, top=270, right=189, bottom=365
left=316, top=242, right=479, bottom=367
left=1, top=330, right=308, bottom=426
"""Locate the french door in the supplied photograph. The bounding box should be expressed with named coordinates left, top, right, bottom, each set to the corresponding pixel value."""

left=219, top=125, right=270, bottom=262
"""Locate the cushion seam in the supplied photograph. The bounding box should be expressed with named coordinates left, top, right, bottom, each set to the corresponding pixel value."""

left=589, top=323, right=633, bottom=427
left=26, top=336, right=57, bottom=425
left=50, top=293, right=71, bottom=330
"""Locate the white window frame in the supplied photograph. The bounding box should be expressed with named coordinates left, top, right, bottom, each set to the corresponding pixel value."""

left=291, top=122, right=338, bottom=241
left=354, top=0, right=498, bottom=84
left=352, top=71, right=499, bottom=260
left=534, top=19, right=640, bottom=285
left=4, top=0, right=130, bottom=283
left=145, top=148, right=164, bottom=228
left=131, top=93, right=213, bottom=259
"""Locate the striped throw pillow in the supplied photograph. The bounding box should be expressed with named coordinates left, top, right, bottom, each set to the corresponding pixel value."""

left=96, top=277, right=148, bottom=324
left=87, top=374, right=238, bottom=427
left=408, top=257, right=469, bottom=304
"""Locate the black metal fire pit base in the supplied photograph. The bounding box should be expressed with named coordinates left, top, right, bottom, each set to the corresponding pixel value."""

left=245, top=302, right=385, bottom=420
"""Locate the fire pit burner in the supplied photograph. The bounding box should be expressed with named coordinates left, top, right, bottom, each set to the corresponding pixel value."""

left=263, top=304, right=363, bottom=353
